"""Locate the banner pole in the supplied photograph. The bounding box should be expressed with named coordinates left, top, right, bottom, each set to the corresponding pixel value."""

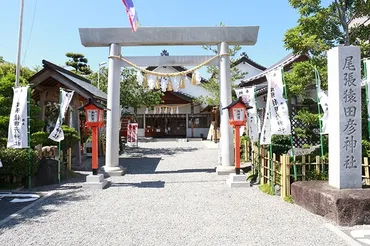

left=314, top=68, right=326, bottom=171
left=281, top=69, right=297, bottom=180
left=58, top=89, right=61, bottom=184
left=254, top=88, right=261, bottom=184
left=27, top=86, right=31, bottom=190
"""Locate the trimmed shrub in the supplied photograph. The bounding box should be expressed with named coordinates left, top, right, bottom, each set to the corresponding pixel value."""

left=0, top=148, right=39, bottom=179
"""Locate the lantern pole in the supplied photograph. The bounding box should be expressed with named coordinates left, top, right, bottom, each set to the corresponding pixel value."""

left=92, top=126, right=99, bottom=175
left=235, top=125, right=241, bottom=174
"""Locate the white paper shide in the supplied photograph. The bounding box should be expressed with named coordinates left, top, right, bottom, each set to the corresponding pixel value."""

left=7, top=86, right=29, bottom=148
left=49, top=89, right=74, bottom=142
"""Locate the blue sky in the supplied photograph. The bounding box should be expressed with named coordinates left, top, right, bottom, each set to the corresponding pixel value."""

left=1, top=0, right=304, bottom=75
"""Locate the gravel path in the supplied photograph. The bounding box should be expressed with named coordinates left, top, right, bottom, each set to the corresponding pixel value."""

left=0, top=141, right=347, bottom=246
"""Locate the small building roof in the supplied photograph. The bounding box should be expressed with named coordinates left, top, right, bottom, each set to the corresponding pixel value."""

left=79, top=98, right=106, bottom=111
left=232, top=53, right=266, bottom=71
left=29, top=60, right=107, bottom=101
left=239, top=53, right=309, bottom=89
left=222, top=97, right=253, bottom=110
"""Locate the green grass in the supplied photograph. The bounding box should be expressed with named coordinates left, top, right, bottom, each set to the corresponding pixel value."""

left=259, top=183, right=274, bottom=195
left=283, top=195, right=294, bottom=204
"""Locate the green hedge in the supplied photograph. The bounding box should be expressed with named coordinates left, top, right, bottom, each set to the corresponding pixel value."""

left=0, top=148, right=38, bottom=178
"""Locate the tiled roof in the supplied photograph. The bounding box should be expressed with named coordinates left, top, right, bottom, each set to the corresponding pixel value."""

left=239, top=53, right=309, bottom=88
left=55, top=69, right=107, bottom=100
left=30, top=60, right=107, bottom=101
left=232, top=55, right=266, bottom=71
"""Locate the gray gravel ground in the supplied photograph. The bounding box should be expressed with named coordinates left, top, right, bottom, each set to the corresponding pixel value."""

left=0, top=141, right=347, bottom=246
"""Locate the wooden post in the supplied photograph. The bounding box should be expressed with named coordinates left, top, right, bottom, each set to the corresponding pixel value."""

left=286, top=155, right=291, bottom=196
left=316, top=156, right=321, bottom=175
left=267, top=150, right=271, bottom=185
left=273, top=153, right=276, bottom=184
left=68, top=148, right=72, bottom=171
left=260, top=146, right=265, bottom=185
left=244, top=140, right=248, bottom=162
left=214, top=107, right=218, bottom=143
left=251, top=143, right=255, bottom=174
left=281, top=154, right=287, bottom=199
left=364, top=157, right=370, bottom=185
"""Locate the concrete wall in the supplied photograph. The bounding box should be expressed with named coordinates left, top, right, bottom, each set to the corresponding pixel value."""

left=233, top=62, right=264, bottom=86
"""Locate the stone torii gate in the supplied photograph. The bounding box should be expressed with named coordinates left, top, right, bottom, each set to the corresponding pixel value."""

left=78, top=26, right=259, bottom=176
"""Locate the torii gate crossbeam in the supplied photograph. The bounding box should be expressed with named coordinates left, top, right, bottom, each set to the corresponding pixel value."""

left=78, top=26, right=259, bottom=176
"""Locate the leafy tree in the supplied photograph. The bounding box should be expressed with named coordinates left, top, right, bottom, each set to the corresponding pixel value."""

left=283, top=0, right=370, bottom=145
left=0, top=62, right=34, bottom=81
left=0, top=56, right=4, bottom=63
left=120, top=68, right=163, bottom=111
left=0, top=63, right=44, bottom=147
left=196, top=24, right=247, bottom=106
left=65, top=52, right=92, bottom=75
left=196, top=45, right=247, bottom=106
left=284, top=0, right=370, bottom=97
left=87, top=66, right=108, bottom=93
left=87, top=66, right=163, bottom=111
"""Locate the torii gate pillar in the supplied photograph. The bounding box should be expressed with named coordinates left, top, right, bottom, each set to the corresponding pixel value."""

left=102, top=43, right=125, bottom=176
left=79, top=26, right=259, bottom=176
left=216, top=42, right=234, bottom=174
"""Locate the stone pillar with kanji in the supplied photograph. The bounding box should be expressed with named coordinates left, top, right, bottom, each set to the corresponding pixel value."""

left=328, top=46, right=362, bottom=189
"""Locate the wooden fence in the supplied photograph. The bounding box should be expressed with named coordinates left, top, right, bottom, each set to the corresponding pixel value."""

left=241, top=140, right=370, bottom=199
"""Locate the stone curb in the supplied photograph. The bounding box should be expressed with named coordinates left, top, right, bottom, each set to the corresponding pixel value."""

left=324, top=223, right=362, bottom=246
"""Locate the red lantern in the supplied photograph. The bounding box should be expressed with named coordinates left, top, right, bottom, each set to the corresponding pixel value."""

left=79, top=99, right=106, bottom=175
left=223, top=97, right=252, bottom=174
left=81, top=99, right=105, bottom=128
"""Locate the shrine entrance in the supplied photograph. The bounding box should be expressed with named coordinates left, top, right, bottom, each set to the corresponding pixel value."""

left=78, top=26, right=259, bottom=176
left=145, top=114, right=186, bottom=138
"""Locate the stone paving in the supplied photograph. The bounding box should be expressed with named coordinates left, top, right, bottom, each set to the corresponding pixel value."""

left=0, top=141, right=353, bottom=245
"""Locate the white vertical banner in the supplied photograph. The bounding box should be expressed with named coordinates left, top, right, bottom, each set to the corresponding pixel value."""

left=7, top=86, right=29, bottom=148
left=318, top=89, right=329, bottom=135
left=267, top=70, right=291, bottom=135
left=49, top=89, right=74, bottom=142
left=234, top=86, right=260, bottom=141
left=316, top=68, right=329, bottom=135
left=260, top=91, right=272, bottom=145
